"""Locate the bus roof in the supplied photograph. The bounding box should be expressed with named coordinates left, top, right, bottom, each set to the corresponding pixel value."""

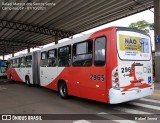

left=10, top=26, right=150, bottom=58
left=41, top=26, right=149, bottom=52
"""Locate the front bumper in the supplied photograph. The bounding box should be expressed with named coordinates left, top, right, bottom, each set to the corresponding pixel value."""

left=109, top=84, right=154, bottom=104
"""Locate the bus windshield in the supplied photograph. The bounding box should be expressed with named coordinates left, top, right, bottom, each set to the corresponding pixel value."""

left=117, top=30, right=151, bottom=61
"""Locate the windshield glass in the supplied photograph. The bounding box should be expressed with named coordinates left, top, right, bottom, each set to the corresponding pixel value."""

left=117, top=30, right=151, bottom=61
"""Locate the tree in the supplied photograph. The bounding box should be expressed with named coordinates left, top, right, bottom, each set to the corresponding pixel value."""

left=129, top=20, right=154, bottom=34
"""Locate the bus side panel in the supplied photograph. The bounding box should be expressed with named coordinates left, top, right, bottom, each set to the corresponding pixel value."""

left=7, top=68, right=23, bottom=82
left=18, top=67, right=28, bottom=82
left=75, top=29, right=110, bottom=102
left=40, top=67, right=59, bottom=87
left=15, top=65, right=32, bottom=83
left=43, top=66, right=108, bottom=102
left=76, top=67, right=107, bottom=102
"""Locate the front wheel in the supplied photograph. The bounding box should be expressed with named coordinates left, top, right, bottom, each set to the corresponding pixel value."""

left=58, top=82, right=68, bottom=99
left=25, top=76, right=31, bottom=86
left=10, top=75, right=13, bottom=81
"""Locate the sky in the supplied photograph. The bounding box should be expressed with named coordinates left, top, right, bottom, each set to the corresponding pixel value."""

left=0, top=8, right=154, bottom=60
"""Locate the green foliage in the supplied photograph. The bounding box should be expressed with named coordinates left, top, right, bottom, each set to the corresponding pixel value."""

left=129, top=20, right=154, bottom=34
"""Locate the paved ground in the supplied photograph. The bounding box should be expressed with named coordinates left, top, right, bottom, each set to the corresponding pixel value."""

left=0, top=78, right=160, bottom=123
left=154, top=82, right=160, bottom=90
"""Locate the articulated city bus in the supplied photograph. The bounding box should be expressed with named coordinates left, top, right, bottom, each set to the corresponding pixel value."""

left=0, top=60, right=8, bottom=77
left=7, top=27, right=154, bottom=104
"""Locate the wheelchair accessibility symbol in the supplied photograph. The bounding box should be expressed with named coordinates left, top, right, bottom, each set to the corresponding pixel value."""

left=148, top=76, right=152, bottom=84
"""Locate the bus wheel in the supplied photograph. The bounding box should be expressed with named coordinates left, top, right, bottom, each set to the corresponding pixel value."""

left=25, top=76, right=31, bottom=87
left=10, top=75, right=14, bottom=82
left=58, top=81, right=68, bottom=99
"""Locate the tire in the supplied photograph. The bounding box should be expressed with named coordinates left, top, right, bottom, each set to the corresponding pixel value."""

left=10, top=75, right=14, bottom=82
left=25, top=76, right=31, bottom=86
left=10, top=75, right=16, bottom=83
left=10, top=75, right=13, bottom=82
left=58, top=81, right=68, bottom=99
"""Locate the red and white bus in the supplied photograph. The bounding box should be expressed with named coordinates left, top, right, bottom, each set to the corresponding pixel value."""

left=7, top=27, right=154, bottom=104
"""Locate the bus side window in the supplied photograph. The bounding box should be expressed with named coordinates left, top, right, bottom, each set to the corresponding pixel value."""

left=48, top=49, right=57, bottom=67
left=17, top=58, right=21, bottom=68
left=9, top=60, right=13, bottom=68
left=94, top=36, right=106, bottom=66
left=26, top=55, right=32, bottom=67
left=72, top=40, right=92, bottom=66
left=20, top=57, right=26, bottom=68
left=12, top=59, right=17, bottom=68
left=58, top=45, right=71, bottom=67
left=41, top=52, right=48, bottom=67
